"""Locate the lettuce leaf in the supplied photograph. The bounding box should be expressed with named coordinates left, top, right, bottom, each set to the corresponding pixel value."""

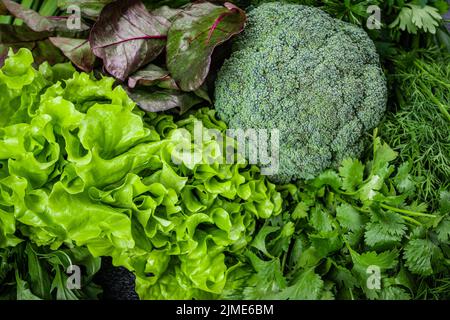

left=0, top=48, right=282, bottom=299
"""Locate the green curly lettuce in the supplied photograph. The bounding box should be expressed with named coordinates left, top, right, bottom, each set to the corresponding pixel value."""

left=0, top=48, right=282, bottom=299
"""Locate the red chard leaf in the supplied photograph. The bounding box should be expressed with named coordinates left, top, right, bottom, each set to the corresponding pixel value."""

left=127, top=88, right=203, bottom=114
left=143, top=0, right=191, bottom=10
left=89, top=0, right=171, bottom=81
left=166, top=2, right=246, bottom=92
left=57, top=0, right=113, bottom=20
left=49, top=37, right=96, bottom=72
left=2, top=0, right=90, bottom=32
left=151, top=6, right=183, bottom=22
left=127, top=64, right=175, bottom=89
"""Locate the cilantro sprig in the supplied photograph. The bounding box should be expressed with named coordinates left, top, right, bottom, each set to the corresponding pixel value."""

left=223, top=131, right=450, bottom=300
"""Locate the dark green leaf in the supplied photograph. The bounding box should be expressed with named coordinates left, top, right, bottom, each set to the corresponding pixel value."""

left=57, top=0, right=113, bottom=19
left=242, top=251, right=287, bottom=299
left=127, top=64, right=175, bottom=89
left=310, top=205, right=333, bottom=233
left=127, top=88, right=203, bottom=113
left=291, top=201, right=309, bottom=220
left=336, top=203, right=364, bottom=232
left=272, top=268, right=324, bottom=300
left=15, top=271, right=42, bottom=300
left=403, top=239, right=437, bottom=276
left=251, top=225, right=279, bottom=258
left=339, top=158, right=364, bottom=192
left=25, top=244, right=52, bottom=299
left=310, top=170, right=341, bottom=190
left=310, top=231, right=343, bottom=258
left=166, top=2, right=246, bottom=91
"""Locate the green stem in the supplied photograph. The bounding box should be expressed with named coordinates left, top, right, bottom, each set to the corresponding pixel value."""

left=38, top=0, right=58, bottom=16
left=281, top=252, right=288, bottom=273
left=0, top=15, right=12, bottom=24
left=32, top=0, right=42, bottom=11
left=353, top=206, right=370, bottom=214
left=337, top=190, right=358, bottom=197
left=398, top=215, right=422, bottom=226
left=380, top=203, right=436, bottom=218
left=349, top=288, right=355, bottom=300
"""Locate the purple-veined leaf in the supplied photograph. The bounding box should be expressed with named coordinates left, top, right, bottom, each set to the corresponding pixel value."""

left=127, top=88, right=203, bottom=113
left=142, top=0, right=190, bottom=10
left=49, top=37, right=95, bottom=72
left=166, top=2, right=246, bottom=91
left=56, top=0, right=113, bottom=19
left=128, top=64, right=177, bottom=89
left=2, top=0, right=90, bottom=32
left=89, top=0, right=171, bottom=81
left=151, top=5, right=183, bottom=22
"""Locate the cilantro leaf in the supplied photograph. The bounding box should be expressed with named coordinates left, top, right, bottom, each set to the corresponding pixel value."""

left=390, top=4, right=442, bottom=34
left=358, top=174, right=384, bottom=201
left=331, top=264, right=359, bottom=290
left=364, top=211, right=407, bottom=248
left=436, top=217, right=450, bottom=243
left=380, top=286, right=412, bottom=300
left=394, top=162, right=416, bottom=195
left=269, top=222, right=295, bottom=255
left=272, top=268, right=324, bottom=300
left=310, top=230, right=343, bottom=258
left=371, top=136, right=398, bottom=177
left=310, top=205, right=334, bottom=232
left=292, top=201, right=309, bottom=220
left=409, top=4, right=442, bottom=33
left=350, top=249, right=399, bottom=271
left=251, top=225, right=279, bottom=258
left=403, top=239, right=437, bottom=276
left=310, top=170, right=341, bottom=191
left=339, top=158, right=364, bottom=192
left=336, top=203, right=364, bottom=232
left=439, top=191, right=450, bottom=214
left=242, top=251, right=287, bottom=299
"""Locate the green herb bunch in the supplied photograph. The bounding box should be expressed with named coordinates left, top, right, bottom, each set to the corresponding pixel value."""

left=381, top=53, right=450, bottom=210
left=222, top=131, right=450, bottom=300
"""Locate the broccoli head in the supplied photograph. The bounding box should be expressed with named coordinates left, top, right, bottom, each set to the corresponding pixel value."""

left=214, top=3, right=387, bottom=183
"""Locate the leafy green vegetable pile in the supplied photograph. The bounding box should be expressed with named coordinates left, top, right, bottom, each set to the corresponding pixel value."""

left=0, top=243, right=101, bottom=299
left=0, top=0, right=247, bottom=114
left=0, top=0, right=449, bottom=300
left=0, top=48, right=281, bottom=299
left=222, top=132, right=450, bottom=300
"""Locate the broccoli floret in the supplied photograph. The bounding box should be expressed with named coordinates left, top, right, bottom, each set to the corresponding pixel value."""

left=214, top=3, right=387, bottom=183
